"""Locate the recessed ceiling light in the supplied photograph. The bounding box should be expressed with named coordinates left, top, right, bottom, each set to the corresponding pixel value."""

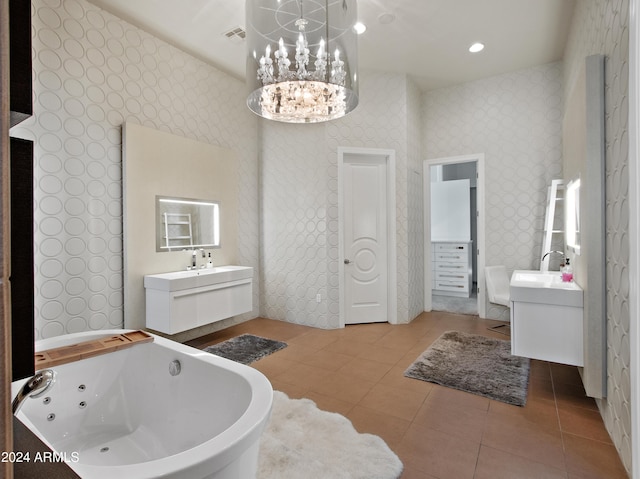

left=378, top=12, right=396, bottom=25
left=469, top=42, right=485, bottom=53
left=354, top=22, right=367, bottom=34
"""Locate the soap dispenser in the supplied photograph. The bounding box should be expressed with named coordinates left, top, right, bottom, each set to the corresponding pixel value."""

left=206, top=252, right=213, bottom=269
left=561, top=258, right=573, bottom=282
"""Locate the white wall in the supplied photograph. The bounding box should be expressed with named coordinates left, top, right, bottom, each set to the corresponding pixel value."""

left=563, top=0, right=632, bottom=472
left=11, top=0, right=565, bottom=334
left=407, top=80, right=425, bottom=321
left=13, top=0, right=426, bottom=338
left=259, top=122, right=330, bottom=326
left=329, top=72, right=424, bottom=324
left=260, top=72, right=424, bottom=327
left=10, top=0, right=260, bottom=340
left=122, top=123, right=240, bottom=332
left=422, top=62, right=564, bottom=320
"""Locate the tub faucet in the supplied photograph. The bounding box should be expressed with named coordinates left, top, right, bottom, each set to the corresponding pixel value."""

left=12, top=369, right=56, bottom=414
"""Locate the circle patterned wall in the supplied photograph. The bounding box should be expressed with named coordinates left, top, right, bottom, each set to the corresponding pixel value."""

left=259, top=72, right=425, bottom=328
left=422, top=62, right=564, bottom=321
left=11, top=0, right=260, bottom=340
left=564, top=0, right=631, bottom=472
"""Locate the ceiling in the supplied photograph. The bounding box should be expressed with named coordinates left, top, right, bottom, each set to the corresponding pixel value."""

left=86, top=0, right=575, bottom=92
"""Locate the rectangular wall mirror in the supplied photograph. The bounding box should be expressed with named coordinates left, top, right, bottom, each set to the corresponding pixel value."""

left=156, top=196, right=220, bottom=252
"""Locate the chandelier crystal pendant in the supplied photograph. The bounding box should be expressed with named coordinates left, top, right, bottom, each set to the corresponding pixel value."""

left=246, top=0, right=359, bottom=123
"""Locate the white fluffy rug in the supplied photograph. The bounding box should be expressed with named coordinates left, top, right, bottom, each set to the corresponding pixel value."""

left=258, top=391, right=403, bottom=479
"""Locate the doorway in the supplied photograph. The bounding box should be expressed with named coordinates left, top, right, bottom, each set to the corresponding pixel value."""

left=423, top=154, right=486, bottom=318
left=338, top=147, right=397, bottom=326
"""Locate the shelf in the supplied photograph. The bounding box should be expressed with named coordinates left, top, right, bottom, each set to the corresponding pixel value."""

left=34, top=331, right=153, bottom=369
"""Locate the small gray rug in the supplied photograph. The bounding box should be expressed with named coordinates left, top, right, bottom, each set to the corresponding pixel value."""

left=404, top=331, right=530, bottom=406
left=204, top=334, right=287, bottom=364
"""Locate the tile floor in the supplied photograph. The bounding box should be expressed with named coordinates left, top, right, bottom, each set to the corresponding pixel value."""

left=186, top=312, right=628, bottom=479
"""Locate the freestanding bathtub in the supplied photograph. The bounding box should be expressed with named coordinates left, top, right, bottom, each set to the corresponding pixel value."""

left=11, top=330, right=273, bottom=479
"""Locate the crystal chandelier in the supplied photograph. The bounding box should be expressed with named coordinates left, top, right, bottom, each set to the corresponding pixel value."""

left=246, top=0, right=359, bottom=123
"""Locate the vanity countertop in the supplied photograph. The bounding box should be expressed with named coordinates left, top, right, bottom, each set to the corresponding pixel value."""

left=144, top=265, right=253, bottom=292
left=510, top=269, right=583, bottom=307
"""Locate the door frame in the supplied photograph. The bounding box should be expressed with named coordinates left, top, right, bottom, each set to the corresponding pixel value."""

left=423, top=154, right=486, bottom=318
left=338, top=147, right=397, bottom=327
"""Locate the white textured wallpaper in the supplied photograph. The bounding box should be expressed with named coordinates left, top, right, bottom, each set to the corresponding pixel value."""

left=10, top=0, right=260, bottom=340
left=564, top=0, right=631, bottom=472
left=259, top=122, right=330, bottom=326
left=328, top=72, right=420, bottom=324
left=422, top=62, right=564, bottom=321
left=260, top=72, right=424, bottom=328
left=15, top=0, right=427, bottom=338
left=407, top=80, right=425, bottom=321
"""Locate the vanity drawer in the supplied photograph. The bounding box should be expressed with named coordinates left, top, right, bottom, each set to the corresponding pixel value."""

left=435, top=270, right=468, bottom=283
left=434, top=261, right=467, bottom=272
left=434, top=251, right=467, bottom=263
left=435, top=243, right=469, bottom=253
left=435, top=280, right=469, bottom=294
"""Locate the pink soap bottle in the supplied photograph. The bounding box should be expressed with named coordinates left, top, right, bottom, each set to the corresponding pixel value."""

left=561, top=258, right=574, bottom=282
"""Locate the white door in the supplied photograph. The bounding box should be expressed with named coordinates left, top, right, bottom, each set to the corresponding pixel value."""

left=343, top=156, right=388, bottom=324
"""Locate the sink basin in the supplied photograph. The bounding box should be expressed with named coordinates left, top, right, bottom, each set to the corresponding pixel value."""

left=510, top=269, right=583, bottom=307
left=144, top=265, right=253, bottom=292
left=513, top=272, right=562, bottom=284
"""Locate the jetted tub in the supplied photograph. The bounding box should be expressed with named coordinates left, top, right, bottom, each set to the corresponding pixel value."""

left=11, top=330, right=273, bottom=479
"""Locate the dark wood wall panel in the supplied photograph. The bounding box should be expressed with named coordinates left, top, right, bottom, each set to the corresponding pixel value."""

left=10, top=137, right=33, bottom=380
left=9, top=0, right=32, bottom=127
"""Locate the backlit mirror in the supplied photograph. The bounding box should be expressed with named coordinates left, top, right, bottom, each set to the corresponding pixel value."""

left=156, top=196, right=220, bottom=252
left=565, top=177, right=581, bottom=254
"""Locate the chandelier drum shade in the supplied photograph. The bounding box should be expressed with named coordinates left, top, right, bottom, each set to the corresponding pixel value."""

left=246, top=0, right=359, bottom=123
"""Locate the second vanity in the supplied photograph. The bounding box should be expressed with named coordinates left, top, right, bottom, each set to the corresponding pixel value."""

left=144, top=266, right=253, bottom=334
left=510, top=270, right=584, bottom=366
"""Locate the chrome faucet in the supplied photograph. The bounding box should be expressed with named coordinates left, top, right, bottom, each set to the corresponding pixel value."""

left=12, top=369, right=56, bottom=414
left=191, top=249, right=206, bottom=269
left=541, top=250, right=565, bottom=262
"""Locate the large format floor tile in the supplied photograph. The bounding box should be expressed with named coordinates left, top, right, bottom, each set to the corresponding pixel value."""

left=186, top=313, right=628, bottom=478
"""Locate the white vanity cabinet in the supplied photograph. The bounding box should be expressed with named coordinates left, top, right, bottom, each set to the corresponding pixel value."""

left=144, top=266, right=253, bottom=335
left=509, top=270, right=584, bottom=366
left=431, top=241, right=473, bottom=297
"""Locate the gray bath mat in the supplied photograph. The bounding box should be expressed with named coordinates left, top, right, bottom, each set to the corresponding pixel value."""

left=204, top=334, right=287, bottom=364
left=404, top=330, right=530, bottom=406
